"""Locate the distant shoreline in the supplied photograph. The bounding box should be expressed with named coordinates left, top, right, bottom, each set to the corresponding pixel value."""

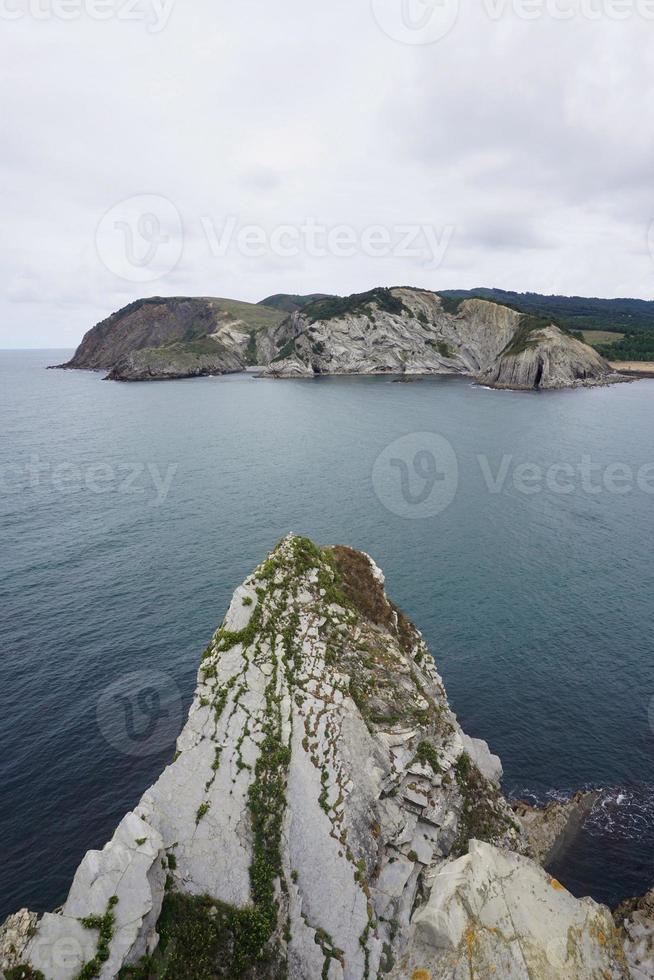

left=611, top=360, right=654, bottom=377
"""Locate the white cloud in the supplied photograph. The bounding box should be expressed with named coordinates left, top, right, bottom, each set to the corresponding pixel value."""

left=2, top=0, right=654, bottom=347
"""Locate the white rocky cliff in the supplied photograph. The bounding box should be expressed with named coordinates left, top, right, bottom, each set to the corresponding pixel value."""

left=262, top=288, right=616, bottom=390
left=55, top=288, right=619, bottom=389
left=1, top=537, right=639, bottom=978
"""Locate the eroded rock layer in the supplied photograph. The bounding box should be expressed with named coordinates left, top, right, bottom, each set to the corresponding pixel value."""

left=1, top=537, right=634, bottom=979
left=262, top=289, right=617, bottom=390
left=55, top=297, right=286, bottom=378
left=55, top=287, right=618, bottom=389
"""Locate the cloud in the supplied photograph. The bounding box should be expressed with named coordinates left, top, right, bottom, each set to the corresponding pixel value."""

left=1, top=0, right=653, bottom=347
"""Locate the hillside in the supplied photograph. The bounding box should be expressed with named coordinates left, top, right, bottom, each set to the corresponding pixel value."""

left=257, top=293, right=334, bottom=314
left=440, top=288, right=654, bottom=335
left=595, top=332, right=654, bottom=362
left=56, top=297, right=286, bottom=375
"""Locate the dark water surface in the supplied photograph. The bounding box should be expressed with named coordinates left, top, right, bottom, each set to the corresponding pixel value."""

left=1, top=349, right=653, bottom=916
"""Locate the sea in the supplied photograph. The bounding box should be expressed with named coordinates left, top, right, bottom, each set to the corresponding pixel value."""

left=1, top=348, right=653, bottom=918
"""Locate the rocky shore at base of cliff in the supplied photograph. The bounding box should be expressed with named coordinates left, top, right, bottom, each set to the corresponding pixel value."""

left=1, top=535, right=650, bottom=979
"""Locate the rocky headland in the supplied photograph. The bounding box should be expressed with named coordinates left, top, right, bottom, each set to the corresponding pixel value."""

left=53, top=297, right=287, bottom=381
left=54, top=288, right=621, bottom=391
left=1, top=536, right=647, bottom=979
left=262, top=289, right=615, bottom=391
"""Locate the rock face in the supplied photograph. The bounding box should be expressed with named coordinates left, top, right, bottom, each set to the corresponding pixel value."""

left=56, top=287, right=618, bottom=389
left=512, top=791, right=599, bottom=865
left=480, top=322, right=614, bottom=390
left=0, top=909, right=38, bottom=975
left=409, top=839, right=626, bottom=979
left=262, top=288, right=617, bottom=390
left=54, top=296, right=285, bottom=379
left=615, top=890, right=654, bottom=979
left=1, top=536, right=634, bottom=979
left=104, top=338, right=244, bottom=382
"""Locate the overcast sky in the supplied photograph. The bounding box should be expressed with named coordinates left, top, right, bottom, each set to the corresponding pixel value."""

left=2, top=0, right=654, bottom=348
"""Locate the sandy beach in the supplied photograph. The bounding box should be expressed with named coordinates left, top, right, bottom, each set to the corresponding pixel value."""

left=610, top=361, right=654, bottom=376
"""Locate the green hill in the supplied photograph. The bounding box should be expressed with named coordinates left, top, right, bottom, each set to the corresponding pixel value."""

left=439, top=288, right=654, bottom=335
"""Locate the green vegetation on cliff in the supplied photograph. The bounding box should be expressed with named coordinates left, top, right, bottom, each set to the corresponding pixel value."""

left=258, top=293, right=334, bottom=313
left=439, top=288, right=654, bottom=335
left=305, top=288, right=409, bottom=322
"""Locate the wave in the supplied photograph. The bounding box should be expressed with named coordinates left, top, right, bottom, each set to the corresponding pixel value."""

left=510, top=783, right=654, bottom=842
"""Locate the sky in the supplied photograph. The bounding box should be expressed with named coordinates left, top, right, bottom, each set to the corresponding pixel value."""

left=2, top=0, right=654, bottom=348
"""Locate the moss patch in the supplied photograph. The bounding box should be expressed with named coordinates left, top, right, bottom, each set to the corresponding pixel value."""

left=414, top=741, right=441, bottom=773
left=4, top=968, right=45, bottom=980
left=502, top=315, right=557, bottom=357
left=118, top=893, right=282, bottom=980
left=75, top=896, right=119, bottom=979
left=452, top=754, right=517, bottom=856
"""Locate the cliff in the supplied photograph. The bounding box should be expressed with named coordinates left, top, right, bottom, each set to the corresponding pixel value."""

left=104, top=338, right=244, bottom=382
left=55, top=297, right=286, bottom=378
left=480, top=322, right=614, bottom=390
left=56, top=287, right=619, bottom=390
left=1, top=537, right=636, bottom=979
left=263, top=288, right=617, bottom=390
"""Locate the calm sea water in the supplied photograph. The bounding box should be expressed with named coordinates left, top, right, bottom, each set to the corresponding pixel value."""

left=1, top=349, right=653, bottom=918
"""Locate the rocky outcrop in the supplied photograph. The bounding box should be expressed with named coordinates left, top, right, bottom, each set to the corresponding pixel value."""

left=460, top=732, right=502, bottom=785
left=260, top=290, right=517, bottom=378
left=480, top=322, right=615, bottom=390
left=615, top=890, right=654, bottom=979
left=104, top=338, right=244, bottom=382
left=262, top=288, right=617, bottom=390
left=512, top=791, right=599, bottom=865
left=408, top=840, right=625, bottom=979
left=54, top=296, right=285, bottom=378
left=0, top=909, right=38, bottom=975
left=2, top=536, right=633, bottom=979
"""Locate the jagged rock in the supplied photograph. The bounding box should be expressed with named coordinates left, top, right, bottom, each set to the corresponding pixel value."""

left=0, top=908, right=38, bottom=973
left=2, top=536, right=636, bottom=978
left=25, top=812, right=166, bottom=979
left=460, top=733, right=503, bottom=785
left=406, top=839, right=628, bottom=978
left=615, top=889, right=654, bottom=979
left=262, top=288, right=618, bottom=390
left=480, top=322, right=615, bottom=390
left=513, top=790, right=599, bottom=865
